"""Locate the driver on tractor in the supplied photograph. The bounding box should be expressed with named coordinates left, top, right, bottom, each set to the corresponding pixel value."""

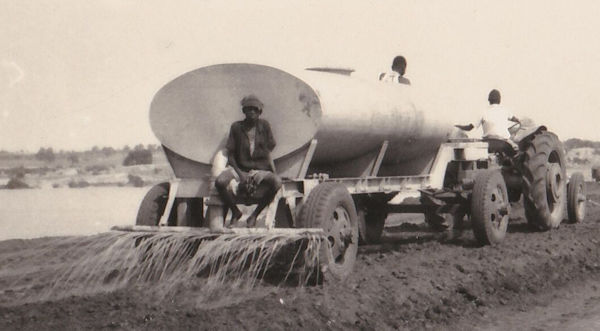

left=455, top=89, right=520, bottom=156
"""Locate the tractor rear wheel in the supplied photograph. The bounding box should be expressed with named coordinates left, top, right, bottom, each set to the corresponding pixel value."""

left=297, top=183, right=359, bottom=280
left=567, top=172, right=586, bottom=223
left=471, top=170, right=510, bottom=245
left=136, top=182, right=172, bottom=226
left=521, top=132, right=567, bottom=230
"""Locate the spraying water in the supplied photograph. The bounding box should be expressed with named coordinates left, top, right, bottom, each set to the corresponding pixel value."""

left=0, top=230, right=327, bottom=308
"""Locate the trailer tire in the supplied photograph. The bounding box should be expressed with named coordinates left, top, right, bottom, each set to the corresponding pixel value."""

left=471, top=170, right=510, bottom=246
left=136, top=182, right=171, bottom=226
left=357, top=198, right=388, bottom=244
left=521, top=132, right=566, bottom=230
left=567, top=172, right=586, bottom=223
left=297, top=183, right=358, bottom=280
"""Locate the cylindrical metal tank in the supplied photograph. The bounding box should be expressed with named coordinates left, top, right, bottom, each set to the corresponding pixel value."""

left=150, top=63, right=453, bottom=179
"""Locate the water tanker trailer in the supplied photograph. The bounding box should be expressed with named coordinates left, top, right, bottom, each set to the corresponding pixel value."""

left=114, top=63, right=586, bottom=279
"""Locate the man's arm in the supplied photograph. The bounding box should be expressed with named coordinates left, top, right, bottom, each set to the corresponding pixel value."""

left=263, top=120, right=277, bottom=173
left=508, top=115, right=520, bottom=123
left=225, top=124, right=247, bottom=181
left=263, top=120, right=276, bottom=151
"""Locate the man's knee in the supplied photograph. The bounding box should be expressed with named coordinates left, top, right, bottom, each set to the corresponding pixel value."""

left=215, top=174, right=231, bottom=190
left=264, top=174, right=282, bottom=192
left=272, top=175, right=282, bottom=190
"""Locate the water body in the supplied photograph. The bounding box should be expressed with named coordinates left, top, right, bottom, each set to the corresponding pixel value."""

left=0, top=187, right=147, bottom=240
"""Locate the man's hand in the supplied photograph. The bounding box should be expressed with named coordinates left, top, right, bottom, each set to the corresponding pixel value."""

left=238, top=171, right=248, bottom=184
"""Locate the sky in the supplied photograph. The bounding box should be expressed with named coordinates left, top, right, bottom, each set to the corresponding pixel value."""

left=2, top=0, right=600, bottom=152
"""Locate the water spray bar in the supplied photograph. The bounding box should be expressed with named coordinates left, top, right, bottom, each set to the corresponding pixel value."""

left=111, top=225, right=325, bottom=235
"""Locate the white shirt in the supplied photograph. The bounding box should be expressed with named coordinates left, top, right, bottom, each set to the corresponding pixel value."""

left=379, top=72, right=411, bottom=85
left=476, top=104, right=514, bottom=140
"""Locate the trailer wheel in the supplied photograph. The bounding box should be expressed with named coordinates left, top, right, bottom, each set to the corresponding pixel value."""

left=136, top=182, right=172, bottom=226
left=357, top=198, right=388, bottom=244
left=567, top=172, right=586, bottom=223
left=298, top=183, right=358, bottom=280
left=521, top=132, right=566, bottom=230
left=471, top=170, right=510, bottom=245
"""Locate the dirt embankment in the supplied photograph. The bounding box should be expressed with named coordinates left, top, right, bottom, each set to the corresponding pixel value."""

left=2, top=184, right=600, bottom=330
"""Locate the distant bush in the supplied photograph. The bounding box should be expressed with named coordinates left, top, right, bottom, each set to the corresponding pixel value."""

left=571, top=157, right=589, bottom=165
left=85, top=164, right=110, bottom=175
left=36, top=147, right=56, bottom=162
left=564, top=138, right=600, bottom=151
left=127, top=174, right=145, bottom=187
left=68, top=179, right=90, bottom=188
left=123, top=150, right=152, bottom=166
left=101, top=147, right=116, bottom=156
left=6, top=166, right=26, bottom=179
left=68, top=153, right=79, bottom=165
left=5, top=178, right=30, bottom=189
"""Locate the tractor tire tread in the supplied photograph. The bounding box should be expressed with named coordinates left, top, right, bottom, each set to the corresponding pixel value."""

left=520, top=131, right=566, bottom=230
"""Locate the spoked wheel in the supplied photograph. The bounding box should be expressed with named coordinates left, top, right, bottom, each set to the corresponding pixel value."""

left=327, top=206, right=354, bottom=263
left=298, top=183, right=359, bottom=280
left=567, top=172, right=586, bottom=223
left=471, top=170, right=511, bottom=245
left=521, top=131, right=567, bottom=230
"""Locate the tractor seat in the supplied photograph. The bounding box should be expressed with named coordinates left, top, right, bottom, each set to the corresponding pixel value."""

left=483, top=138, right=517, bottom=157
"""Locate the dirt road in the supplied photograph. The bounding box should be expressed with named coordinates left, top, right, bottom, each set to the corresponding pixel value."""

left=2, top=184, right=600, bottom=330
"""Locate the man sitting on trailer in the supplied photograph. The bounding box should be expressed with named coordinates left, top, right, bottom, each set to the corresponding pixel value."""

left=214, top=95, right=282, bottom=228
left=455, top=89, right=520, bottom=155
left=379, top=55, right=411, bottom=85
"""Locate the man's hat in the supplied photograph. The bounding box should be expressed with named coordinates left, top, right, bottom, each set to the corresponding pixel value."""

left=241, top=95, right=263, bottom=111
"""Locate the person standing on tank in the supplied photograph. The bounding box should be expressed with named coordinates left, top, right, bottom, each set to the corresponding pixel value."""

left=214, top=95, right=282, bottom=228
left=379, top=55, right=411, bottom=85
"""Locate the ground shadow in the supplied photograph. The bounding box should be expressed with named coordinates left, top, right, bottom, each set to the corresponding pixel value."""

left=359, top=223, right=482, bottom=255
left=506, top=219, right=538, bottom=234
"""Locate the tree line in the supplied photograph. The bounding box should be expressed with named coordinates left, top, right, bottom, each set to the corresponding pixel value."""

left=0, top=144, right=162, bottom=166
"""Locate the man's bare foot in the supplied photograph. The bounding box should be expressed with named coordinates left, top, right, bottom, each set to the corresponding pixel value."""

left=246, top=215, right=257, bottom=228
left=228, top=210, right=244, bottom=228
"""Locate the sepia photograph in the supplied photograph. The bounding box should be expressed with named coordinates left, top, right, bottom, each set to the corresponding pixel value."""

left=2, top=1, right=600, bottom=330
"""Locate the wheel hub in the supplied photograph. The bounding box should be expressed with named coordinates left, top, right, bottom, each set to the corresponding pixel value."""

left=546, top=163, right=563, bottom=203
left=326, top=206, right=352, bottom=262
left=490, top=185, right=509, bottom=229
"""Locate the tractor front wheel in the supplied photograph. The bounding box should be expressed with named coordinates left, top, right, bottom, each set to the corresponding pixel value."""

left=567, top=172, right=586, bottom=223
left=471, top=170, right=511, bottom=246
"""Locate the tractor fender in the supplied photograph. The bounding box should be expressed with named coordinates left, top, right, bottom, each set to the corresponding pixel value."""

left=512, top=125, right=546, bottom=144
